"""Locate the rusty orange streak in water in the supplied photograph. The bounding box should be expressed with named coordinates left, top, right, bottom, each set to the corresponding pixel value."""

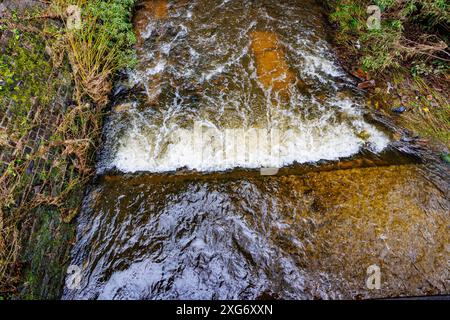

left=152, top=0, right=169, bottom=19
left=134, top=0, right=169, bottom=44
left=250, top=31, right=296, bottom=94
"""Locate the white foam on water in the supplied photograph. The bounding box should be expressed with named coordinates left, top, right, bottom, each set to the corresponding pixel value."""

left=106, top=113, right=389, bottom=173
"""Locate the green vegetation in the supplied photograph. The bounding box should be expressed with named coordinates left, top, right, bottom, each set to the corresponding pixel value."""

left=53, top=0, right=137, bottom=105
left=21, top=207, right=75, bottom=299
left=0, top=0, right=136, bottom=298
left=84, top=0, right=137, bottom=67
left=0, top=32, right=53, bottom=137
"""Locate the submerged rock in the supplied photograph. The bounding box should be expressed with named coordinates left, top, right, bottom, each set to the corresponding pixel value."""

left=250, top=31, right=297, bottom=95
left=63, top=165, right=450, bottom=300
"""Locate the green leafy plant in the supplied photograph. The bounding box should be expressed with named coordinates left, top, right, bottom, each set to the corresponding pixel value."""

left=327, top=0, right=449, bottom=73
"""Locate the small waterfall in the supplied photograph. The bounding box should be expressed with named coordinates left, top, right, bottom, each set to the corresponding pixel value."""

left=98, top=0, right=390, bottom=174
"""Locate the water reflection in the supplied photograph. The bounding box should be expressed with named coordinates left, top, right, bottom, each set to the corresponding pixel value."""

left=64, top=165, right=449, bottom=299
left=63, top=0, right=449, bottom=300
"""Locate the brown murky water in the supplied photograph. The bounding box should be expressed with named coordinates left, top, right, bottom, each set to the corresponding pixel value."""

left=63, top=0, right=449, bottom=300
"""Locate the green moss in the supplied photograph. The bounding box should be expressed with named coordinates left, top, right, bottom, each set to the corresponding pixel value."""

left=0, top=31, right=53, bottom=136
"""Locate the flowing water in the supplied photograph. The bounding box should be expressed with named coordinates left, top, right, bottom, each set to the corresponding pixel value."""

left=63, top=0, right=449, bottom=299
